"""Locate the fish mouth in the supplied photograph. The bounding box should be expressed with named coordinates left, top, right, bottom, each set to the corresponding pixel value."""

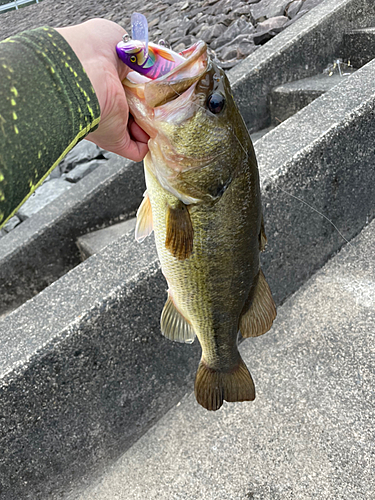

left=123, top=41, right=209, bottom=109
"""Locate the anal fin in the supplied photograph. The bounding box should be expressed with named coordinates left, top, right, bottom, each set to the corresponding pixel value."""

left=194, top=356, right=255, bottom=411
left=165, top=201, right=193, bottom=260
left=240, top=269, right=276, bottom=338
left=161, top=294, right=196, bottom=344
left=135, top=191, right=153, bottom=242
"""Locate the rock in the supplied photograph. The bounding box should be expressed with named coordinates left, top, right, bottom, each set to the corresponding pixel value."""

left=65, top=160, right=106, bottom=183
left=49, top=164, right=62, bottom=179
left=210, top=35, right=232, bottom=50
left=218, top=58, right=238, bottom=70
left=237, top=40, right=257, bottom=58
left=174, top=34, right=194, bottom=47
left=283, top=8, right=308, bottom=27
left=303, top=0, right=324, bottom=9
left=61, top=140, right=103, bottom=173
left=253, top=16, right=289, bottom=45
left=17, top=179, right=72, bottom=220
left=199, top=22, right=227, bottom=43
left=202, top=12, right=231, bottom=26
left=186, top=6, right=206, bottom=19
left=285, top=0, right=304, bottom=18
left=219, top=45, right=238, bottom=61
left=160, top=18, right=180, bottom=31
left=256, top=15, right=289, bottom=31
left=251, top=0, right=289, bottom=20
left=182, top=19, right=196, bottom=35
left=231, top=4, right=256, bottom=23
left=224, top=16, right=251, bottom=39
left=174, top=42, right=186, bottom=52
left=211, top=31, right=255, bottom=50
left=148, top=17, right=160, bottom=28
left=191, top=23, right=206, bottom=37
left=2, top=215, right=21, bottom=233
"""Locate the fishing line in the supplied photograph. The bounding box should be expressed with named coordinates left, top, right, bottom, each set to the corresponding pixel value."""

left=151, top=67, right=361, bottom=252
left=141, top=57, right=371, bottom=399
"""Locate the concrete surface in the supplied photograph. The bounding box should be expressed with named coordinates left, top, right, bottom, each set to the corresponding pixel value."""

left=229, top=0, right=375, bottom=131
left=77, top=218, right=136, bottom=259
left=269, top=72, right=353, bottom=123
left=255, top=56, right=375, bottom=304
left=2, top=0, right=374, bottom=317
left=0, top=51, right=374, bottom=500
left=78, top=218, right=375, bottom=500
left=0, top=154, right=144, bottom=316
left=343, top=26, right=375, bottom=67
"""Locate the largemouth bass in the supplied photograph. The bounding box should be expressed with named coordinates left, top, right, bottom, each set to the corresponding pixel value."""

left=123, top=41, right=276, bottom=411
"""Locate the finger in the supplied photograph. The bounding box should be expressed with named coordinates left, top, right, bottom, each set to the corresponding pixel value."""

left=120, top=139, right=149, bottom=162
left=128, top=116, right=150, bottom=143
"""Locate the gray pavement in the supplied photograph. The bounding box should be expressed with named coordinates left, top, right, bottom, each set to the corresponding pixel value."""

left=79, top=219, right=375, bottom=500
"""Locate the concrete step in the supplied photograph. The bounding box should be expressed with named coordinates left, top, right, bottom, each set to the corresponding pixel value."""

left=250, top=126, right=276, bottom=143
left=1, top=0, right=374, bottom=321
left=77, top=218, right=136, bottom=259
left=267, top=21, right=375, bottom=128
left=1, top=52, right=375, bottom=500
left=2, top=1, right=375, bottom=499
left=269, top=72, right=354, bottom=124
left=78, top=217, right=375, bottom=500
left=343, top=26, right=375, bottom=68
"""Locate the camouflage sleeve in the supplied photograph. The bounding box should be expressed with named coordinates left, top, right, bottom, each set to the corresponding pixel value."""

left=0, top=26, right=101, bottom=228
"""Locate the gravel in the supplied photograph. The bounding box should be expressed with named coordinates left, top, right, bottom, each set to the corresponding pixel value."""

left=0, top=0, right=325, bottom=68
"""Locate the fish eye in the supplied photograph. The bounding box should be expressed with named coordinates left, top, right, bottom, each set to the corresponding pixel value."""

left=130, top=55, right=137, bottom=63
left=206, top=93, right=225, bottom=114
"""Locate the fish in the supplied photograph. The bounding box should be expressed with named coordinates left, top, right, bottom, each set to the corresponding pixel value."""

left=122, top=41, right=277, bottom=411
left=116, top=40, right=185, bottom=80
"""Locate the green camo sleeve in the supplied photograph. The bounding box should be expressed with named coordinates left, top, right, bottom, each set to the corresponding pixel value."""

left=0, top=26, right=101, bottom=228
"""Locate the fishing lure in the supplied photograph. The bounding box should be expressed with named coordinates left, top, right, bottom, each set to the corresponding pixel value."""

left=116, top=12, right=184, bottom=80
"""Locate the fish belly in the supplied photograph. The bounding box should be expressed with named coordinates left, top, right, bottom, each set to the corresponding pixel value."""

left=144, top=157, right=261, bottom=368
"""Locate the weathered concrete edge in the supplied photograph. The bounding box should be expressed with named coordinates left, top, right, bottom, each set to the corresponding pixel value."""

left=229, top=0, right=375, bottom=131
left=1, top=57, right=375, bottom=499
left=256, top=58, right=375, bottom=303
left=77, top=218, right=375, bottom=500
left=0, top=155, right=144, bottom=314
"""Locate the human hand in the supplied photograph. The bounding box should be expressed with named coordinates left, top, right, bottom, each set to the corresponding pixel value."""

left=56, top=19, right=149, bottom=162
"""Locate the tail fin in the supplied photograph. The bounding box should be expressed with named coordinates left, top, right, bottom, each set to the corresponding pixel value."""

left=194, top=356, right=255, bottom=411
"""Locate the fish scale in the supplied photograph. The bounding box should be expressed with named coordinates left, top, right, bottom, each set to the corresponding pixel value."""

left=126, top=41, right=276, bottom=411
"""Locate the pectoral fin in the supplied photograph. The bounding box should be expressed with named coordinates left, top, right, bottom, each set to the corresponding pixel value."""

left=161, top=294, right=196, bottom=344
left=135, top=191, right=153, bottom=242
left=239, top=269, right=276, bottom=338
left=165, top=201, right=194, bottom=260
